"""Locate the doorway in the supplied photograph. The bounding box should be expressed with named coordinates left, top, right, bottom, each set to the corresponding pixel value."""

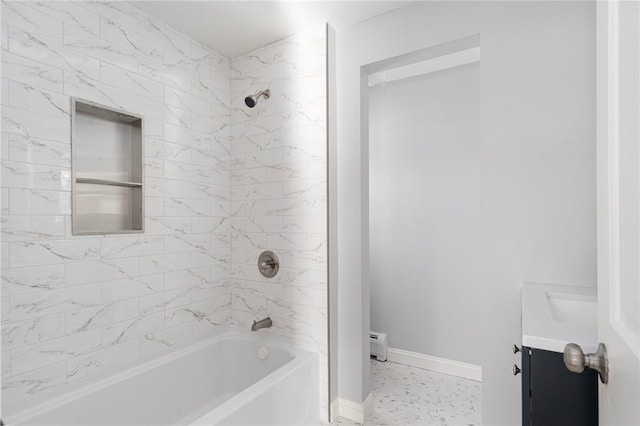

left=365, top=38, right=483, bottom=424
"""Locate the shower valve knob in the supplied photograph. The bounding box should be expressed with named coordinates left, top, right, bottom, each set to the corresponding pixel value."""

left=513, top=344, right=521, bottom=354
left=258, top=251, right=279, bottom=278
left=513, top=364, right=521, bottom=375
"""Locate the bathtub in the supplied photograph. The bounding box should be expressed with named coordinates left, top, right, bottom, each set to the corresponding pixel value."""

left=3, top=327, right=319, bottom=425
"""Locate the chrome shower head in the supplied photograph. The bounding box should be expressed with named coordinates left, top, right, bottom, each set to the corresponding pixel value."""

left=244, top=89, right=271, bottom=108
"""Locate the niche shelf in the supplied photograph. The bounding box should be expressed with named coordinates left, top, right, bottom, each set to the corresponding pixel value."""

left=71, top=99, right=144, bottom=235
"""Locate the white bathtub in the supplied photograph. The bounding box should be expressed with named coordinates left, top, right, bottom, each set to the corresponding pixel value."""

left=3, top=327, right=319, bottom=426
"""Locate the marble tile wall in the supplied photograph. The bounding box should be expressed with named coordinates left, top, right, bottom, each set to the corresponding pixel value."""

left=1, top=1, right=232, bottom=406
left=229, top=26, right=328, bottom=415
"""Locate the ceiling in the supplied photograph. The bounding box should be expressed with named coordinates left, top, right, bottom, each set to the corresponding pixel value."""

left=131, top=1, right=412, bottom=57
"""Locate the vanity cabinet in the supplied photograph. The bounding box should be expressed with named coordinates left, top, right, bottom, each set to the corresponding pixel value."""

left=521, top=346, right=598, bottom=426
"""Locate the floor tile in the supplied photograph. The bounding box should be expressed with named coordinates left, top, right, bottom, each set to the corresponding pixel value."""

left=334, top=359, right=482, bottom=425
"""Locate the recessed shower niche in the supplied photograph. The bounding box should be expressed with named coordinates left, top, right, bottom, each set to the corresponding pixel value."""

left=71, top=99, right=144, bottom=235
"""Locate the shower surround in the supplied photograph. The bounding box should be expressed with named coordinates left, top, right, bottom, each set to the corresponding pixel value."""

left=229, top=27, right=328, bottom=411
left=0, top=0, right=328, bottom=414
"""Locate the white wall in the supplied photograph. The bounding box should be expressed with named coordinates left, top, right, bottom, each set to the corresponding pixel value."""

left=369, top=62, right=482, bottom=364
left=334, top=2, right=596, bottom=424
left=1, top=0, right=232, bottom=407
left=228, top=26, right=329, bottom=416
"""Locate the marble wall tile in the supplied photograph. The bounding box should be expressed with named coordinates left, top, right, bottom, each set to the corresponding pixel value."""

left=2, top=1, right=327, bottom=415
left=163, top=47, right=194, bottom=75
left=1, top=23, right=7, bottom=50
left=100, top=63, right=163, bottom=100
left=2, top=313, right=67, bottom=350
left=163, top=233, right=209, bottom=254
left=137, top=15, right=190, bottom=58
left=164, top=299, right=211, bottom=327
left=163, top=159, right=212, bottom=183
left=80, top=2, right=139, bottom=32
left=67, top=338, right=139, bottom=383
left=2, top=362, right=66, bottom=406
left=7, top=134, right=71, bottom=167
left=1, top=264, right=66, bottom=296
left=192, top=216, right=229, bottom=234
left=2, top=161, right=71, bottom=192
left=1, top=243, right=9, bottom=271
left=145, top=216, right=191, bottom=234
left=1, top=188, right=8, bottom=215
left=100, top=235, right=163, bottom=259
left=229, top=25, right=328, bottom=417
left=164, top=86, right=210, bottom=115
left=138, top=321, right=192, bottom=355
left=27, top=2, right=100, bottom=35
left=100, top=274, right=164, bottom=303
left=2, top=351, right=12, bottom=377
left=63, top=72, right=138, bottom=113
left=66, top=299, right=140, bottom=333
left=144, top=118, right=163, bottom=138
left=99, top=16, right=163, bottom=63
left=65, top=258, right=139, bottom=286
left=1, top=215, right=65, bottom=241
left=7, top=81, right=71, bottom=119
left=10, top=238, right=100, bottom=268
left=10, top=283, right=102, bottom=322
left=12, top=328, right=102, bottom=374
left=138, top=288, right=194, bottom=315
left=1, top=51, right=64, bottom=93
left=1, top=0, right=232, bottom=406
left=138, top=56, right=192, bottom=91
left=102, top=312, right=164, bottom=346
left=2, top=107, right=71, bottom=143
left=64, top=26, right=136, bottom=73
left=164, top=267, right=211, bottom=291
left=163, top=197, right=210, bottom=217
left=265, top=197, right=326, bottom=216
left=9, top=27, right=100, bottom=79
left=138, top=252, right=191, bottom=275
left=2, top=4, right=61, bottom=37
left=8, top=188, right=71, bottom=215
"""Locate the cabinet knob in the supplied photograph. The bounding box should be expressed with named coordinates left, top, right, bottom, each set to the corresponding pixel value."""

left=513, top=364, right=521, bottom=375
left=513, top=344, right=521, bottom=354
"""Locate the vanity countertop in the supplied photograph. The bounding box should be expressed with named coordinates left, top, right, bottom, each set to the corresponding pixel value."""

left=522, top=282, right=597, bottom=353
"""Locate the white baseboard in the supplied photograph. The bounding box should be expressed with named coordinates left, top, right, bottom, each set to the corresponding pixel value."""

left=331, top=393, right=375, bottom=424
left=329, top=398, right=339, bottom=423
left=363, top=392, right=375, bottom=421
left=386, top=347, right=482, bottom=382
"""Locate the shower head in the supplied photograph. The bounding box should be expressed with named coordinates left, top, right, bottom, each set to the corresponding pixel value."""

left=244, top=89, right=271, bottom=108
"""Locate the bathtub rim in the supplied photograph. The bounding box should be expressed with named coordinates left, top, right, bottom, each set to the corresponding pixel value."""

left=3, top=326, right=316, bottom=425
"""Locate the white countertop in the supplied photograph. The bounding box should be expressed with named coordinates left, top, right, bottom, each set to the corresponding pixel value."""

left=522, top=282, right=597, bottom=353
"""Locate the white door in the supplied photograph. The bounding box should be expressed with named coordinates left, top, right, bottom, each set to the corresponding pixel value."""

left=597, top=1, right=640, bottom=424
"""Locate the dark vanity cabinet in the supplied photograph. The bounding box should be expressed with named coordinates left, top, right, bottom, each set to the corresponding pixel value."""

left=520, top=346, right=598, bottom=426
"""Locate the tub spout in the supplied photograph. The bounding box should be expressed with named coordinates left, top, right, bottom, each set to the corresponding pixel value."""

left=251, top=317, right=272, bottom=331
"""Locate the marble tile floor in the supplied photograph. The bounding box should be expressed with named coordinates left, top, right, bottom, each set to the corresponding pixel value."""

left=334, top=359, right=481, bottom=426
